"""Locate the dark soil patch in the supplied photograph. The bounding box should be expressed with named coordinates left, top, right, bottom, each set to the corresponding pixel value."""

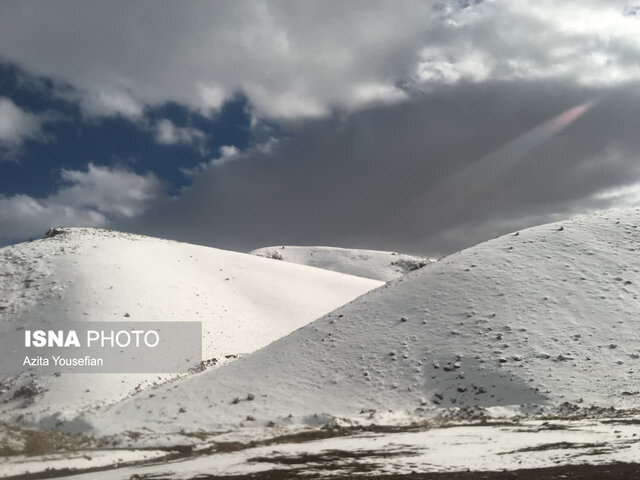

left=187, top=462, right=640, bottom=479
left=499, top=441, right=607, bottom=454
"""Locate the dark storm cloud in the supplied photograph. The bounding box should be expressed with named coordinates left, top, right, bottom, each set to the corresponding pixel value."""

left=117, top=80, right=640, bottom=256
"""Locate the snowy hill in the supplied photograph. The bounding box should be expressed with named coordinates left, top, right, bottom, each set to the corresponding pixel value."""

left=0, top=228, right=382, bottom=426
left=92, top=208, right=640, bottom=435
left=251, top=246, right=434, bottom=281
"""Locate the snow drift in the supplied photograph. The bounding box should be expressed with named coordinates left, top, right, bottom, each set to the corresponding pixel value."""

left=93, top=209, right=640, bottom=434
left=251, top=245, right=434, bottom=281
left=0, top=228, right=382, bottom=426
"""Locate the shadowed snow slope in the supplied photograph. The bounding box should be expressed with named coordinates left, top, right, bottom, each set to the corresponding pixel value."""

left=251, top=246, right=434, bottom=281
left=0, top=228, right=382, bottom=426
left=93, top=209, right=640, bottom=434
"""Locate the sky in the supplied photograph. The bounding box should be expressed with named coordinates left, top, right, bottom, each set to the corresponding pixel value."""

left=1, top=0, right=640, bottom=255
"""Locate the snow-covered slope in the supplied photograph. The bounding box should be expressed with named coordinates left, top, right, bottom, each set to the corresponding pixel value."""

left=0, top=228, right=382, bottom=426
left=93, top=209, right=640, bottom=434
left=251, top=245, right=434, bottom=281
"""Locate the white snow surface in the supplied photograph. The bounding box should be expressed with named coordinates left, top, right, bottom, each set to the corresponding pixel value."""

left=251, top=245, right=434, bottom=281
left=0, top=228, right=382, bottom=426
left=90, top=208, right=640, bottom=435
left=0, top=449, right=171, bottom=478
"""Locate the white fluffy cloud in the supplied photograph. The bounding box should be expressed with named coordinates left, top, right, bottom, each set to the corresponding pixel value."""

left=0, top=98, right=41, bottom=144
left=0, top=1, right=639, bottom=122
left=422, top=0, right=640, bottom=87
left=209, top=145, right=240, bottom=168
left=0, top=97, right=53, bottom=158
left=154, top=119, right=206, bottom=152
left=80, top=89, right=144, bottom=119
left=0, top=164, right=163, bottom=242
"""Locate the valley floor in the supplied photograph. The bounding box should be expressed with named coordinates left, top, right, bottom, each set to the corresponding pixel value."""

left=3, top=413, right=640, bottom=479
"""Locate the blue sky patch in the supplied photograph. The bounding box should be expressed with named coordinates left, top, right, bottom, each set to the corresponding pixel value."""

left=0, top=63, right=253, bottom=198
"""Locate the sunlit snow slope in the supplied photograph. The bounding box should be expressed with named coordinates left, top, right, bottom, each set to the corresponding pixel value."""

left=0, top=228, right=382, bottom=426
left=96, top=209, right=640, bottom=433
left=251, top=246, right=434, bottom=281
